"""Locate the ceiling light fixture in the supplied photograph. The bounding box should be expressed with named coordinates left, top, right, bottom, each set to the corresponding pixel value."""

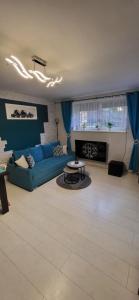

left=28, top=70, right=47, bottom=83
left=5, top=55, right=63, bottom=88
left=55, top=76, right=63, bottom=84
left=47, top=80, right=54, bottom=88
left=32, top=70, right=51, bottom=81
left=5, top=57, right=31, bottom=79
left=11, top=55, right=33, bottom=79
left=46, top=76, right=63, bottom=88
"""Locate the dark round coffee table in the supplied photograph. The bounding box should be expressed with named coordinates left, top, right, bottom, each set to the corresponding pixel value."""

left=67, top=160, right=86, bottom=180
left=63, top=166, right=79, bottom=184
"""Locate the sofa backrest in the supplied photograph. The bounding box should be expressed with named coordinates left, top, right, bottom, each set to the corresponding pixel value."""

left=13, top=147, right=32, bottom=160
left=13, top=141, right=60, bottom=162
left=30, top=146, right=44, bottom=162
left=41, top=141, right=60, bottom=159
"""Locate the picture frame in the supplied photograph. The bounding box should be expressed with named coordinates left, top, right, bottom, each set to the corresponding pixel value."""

left=5, top=103, right=37, bottom=120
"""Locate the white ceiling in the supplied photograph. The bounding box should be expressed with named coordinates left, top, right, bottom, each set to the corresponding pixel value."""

left=0, top=0, right=139, bottom=101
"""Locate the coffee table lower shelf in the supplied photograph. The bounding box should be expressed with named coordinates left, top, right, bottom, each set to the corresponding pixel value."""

left=63, top=166, right=85, bottom=184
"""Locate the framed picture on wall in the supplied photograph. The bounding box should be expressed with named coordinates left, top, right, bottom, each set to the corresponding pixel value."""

left=5, top=103, right=37, bottom=120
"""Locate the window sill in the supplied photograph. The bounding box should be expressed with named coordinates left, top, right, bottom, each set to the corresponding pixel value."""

left=72, top=130, right=127, bottom=133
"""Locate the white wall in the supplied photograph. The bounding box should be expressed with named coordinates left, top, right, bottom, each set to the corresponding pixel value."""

left=56, top=103, right=133, bottom=168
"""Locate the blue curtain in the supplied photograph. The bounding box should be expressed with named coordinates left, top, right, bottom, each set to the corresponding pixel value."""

left=61, top=101, right=72, bottom=153
left=127, top=92, right=139, bottom=172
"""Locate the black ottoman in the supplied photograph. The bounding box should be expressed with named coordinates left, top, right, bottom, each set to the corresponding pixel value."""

left=108, top=160, right=124, bottom=177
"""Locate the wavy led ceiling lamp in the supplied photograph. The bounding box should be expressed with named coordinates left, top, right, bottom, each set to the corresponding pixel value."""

left=11, top=55, right=33, bottom=79
left=5, top=57, right=32, bottom=79
left=29, top=55, right=52, bottom=83
left=5, top=55, right=63, bottom=88
left=46, top=76, right=63, bottom=88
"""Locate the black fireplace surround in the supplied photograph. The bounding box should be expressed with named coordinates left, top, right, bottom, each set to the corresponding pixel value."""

left=75, top=140, right=107, bottom=162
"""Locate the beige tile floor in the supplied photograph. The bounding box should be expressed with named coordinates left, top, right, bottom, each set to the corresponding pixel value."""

left=0, top=166, right=139, bottom=300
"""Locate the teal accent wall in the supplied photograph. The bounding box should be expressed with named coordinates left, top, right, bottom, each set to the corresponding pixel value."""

left=0, top=99, right=48, bottom=151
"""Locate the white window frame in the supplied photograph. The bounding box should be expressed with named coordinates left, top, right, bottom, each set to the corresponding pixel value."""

left=72, top=95, right=128, bottom=133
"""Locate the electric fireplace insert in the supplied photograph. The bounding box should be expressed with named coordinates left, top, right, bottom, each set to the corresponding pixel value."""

left=75, top=140, right=107, bottom=162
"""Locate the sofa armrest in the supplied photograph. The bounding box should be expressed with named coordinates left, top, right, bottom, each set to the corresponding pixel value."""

left=9, top=164, right=31, bottom=173
left=7, top=163, right=34, bottom=191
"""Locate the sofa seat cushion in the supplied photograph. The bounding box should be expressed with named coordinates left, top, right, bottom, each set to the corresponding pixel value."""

left=31, top=153, right=75, bottom=184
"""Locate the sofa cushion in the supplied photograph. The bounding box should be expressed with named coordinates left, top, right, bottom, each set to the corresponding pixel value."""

left=53, top=145, right=64, bottom=156
left=42, top=141, right=60, bottom=159
left=26, top=155, right=35, bottom=168
left=41, top=144, right=53, bottom=159
left=15, top=155, right=29, bottom=168
left=49, top=141, right=60, bottom=151
left=13, top=147, right=32, bottom=160
left=30, top=146, right=44, bottom=162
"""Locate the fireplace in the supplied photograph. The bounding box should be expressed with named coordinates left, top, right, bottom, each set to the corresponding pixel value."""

left=75, top=140, right=107, bottom=162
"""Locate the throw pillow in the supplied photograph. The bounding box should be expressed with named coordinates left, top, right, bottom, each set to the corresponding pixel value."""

left=26, top=155, right=35, bottom=168
left=41, top=144, right=53, bottom=159
left=53, top=145, right=63, bottom=156
left=50, top=141, right=60, bottom=151
left=30, top=146, right=44, bottom=162
left=15, top=155, right=28, bottom=168
left=63, top=144, right=67, bottom=155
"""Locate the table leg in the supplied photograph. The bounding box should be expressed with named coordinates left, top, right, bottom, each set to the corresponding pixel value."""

left=0, top=176, right=9, bottom=214
left=80, top=166, right=85, bottom=180
left=81, top=167, right=83, bottom=180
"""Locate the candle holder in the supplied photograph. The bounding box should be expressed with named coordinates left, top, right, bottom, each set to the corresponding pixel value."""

left=75, top=156, right=79, bottom=164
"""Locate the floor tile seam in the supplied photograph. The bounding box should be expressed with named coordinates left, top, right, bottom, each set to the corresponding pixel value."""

left=0, top=235, right=95, bottom=300
left=0, top=247, right=47, bottom=300
left=60, top=250, right=131, bottom=290
left=1, top=219, right=131, bottom=291
left=60, top=264, right=133, bottom=300
left=14, top=201, right=136, bottom=250
left=34, top=194, right=138, bottom=238
left=8, top=209, right=137, bottom=270
left=0, top=219, right=73, bottom=271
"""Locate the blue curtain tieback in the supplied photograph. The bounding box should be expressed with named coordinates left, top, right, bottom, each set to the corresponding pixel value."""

left=134, top=139, right=139, bottom=145
left=67, top=133, right=71, bottom=138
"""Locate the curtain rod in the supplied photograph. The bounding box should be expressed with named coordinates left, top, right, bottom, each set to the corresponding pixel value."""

left=55, top=88, right=139, bottom=104
left=71, top=92, right=126, bottom=102
left=55, top=91, right=127, bottom=104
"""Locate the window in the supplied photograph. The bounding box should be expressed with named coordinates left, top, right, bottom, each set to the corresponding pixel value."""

left=72, top=95, right=127, bottom=132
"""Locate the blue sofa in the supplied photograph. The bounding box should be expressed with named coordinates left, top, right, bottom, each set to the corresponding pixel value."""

left=7, top=141, right=75, bottom=191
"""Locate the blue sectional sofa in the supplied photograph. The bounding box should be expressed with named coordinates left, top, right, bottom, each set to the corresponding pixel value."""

left=7, top=141, right=75, bottom=191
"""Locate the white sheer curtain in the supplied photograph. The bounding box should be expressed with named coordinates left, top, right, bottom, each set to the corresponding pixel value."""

left=72, top=95, right=127, bottom=131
